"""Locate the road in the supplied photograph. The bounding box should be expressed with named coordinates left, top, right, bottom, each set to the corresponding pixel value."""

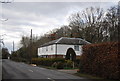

left=2, top=59, right=89, bottom=81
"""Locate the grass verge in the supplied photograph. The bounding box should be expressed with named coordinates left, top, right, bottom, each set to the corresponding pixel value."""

left=37, top=65, right=78, bottom=70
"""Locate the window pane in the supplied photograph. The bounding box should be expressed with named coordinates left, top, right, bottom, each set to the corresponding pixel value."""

left=46, top=47, right=48, bottom=51
left=74, top=45, right=79, bottom=51
left=51, top=45, right=53, bottom=50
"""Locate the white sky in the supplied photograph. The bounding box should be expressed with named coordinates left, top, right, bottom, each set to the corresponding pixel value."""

left=0, top=0, right=119, bottom=53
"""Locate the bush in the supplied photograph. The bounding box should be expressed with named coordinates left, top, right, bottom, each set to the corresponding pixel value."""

left=52, top=62, right=57, bottom=68
left=32, top=58, right=65, bottom=67
left=64, top=60, right=73, bottom=68
left=32, top=58, right=80, bottom=69
left=11, top=57, right=28, bottom=63
left=79, top=42, right=119, bottom=79
left=56, top=62, right=64, bottom=69
left=75, top=59, right=81, bottom=68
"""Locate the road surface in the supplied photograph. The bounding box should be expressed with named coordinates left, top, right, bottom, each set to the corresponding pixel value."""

left=2, top=59, right=88, bottom=81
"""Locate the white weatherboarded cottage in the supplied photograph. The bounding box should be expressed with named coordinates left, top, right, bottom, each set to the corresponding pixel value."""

left=38, top=37, right=90, bottom=60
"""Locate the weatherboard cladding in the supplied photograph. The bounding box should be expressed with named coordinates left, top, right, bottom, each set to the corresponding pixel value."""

left=40, top=37, right=90, bottom=47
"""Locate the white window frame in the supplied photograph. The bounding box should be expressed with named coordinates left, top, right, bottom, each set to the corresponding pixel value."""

left=46, top=47, right=48, bottom=51
left=51, top=45, right=53, bottom=50
left=74, top=45, right=79, bottom=51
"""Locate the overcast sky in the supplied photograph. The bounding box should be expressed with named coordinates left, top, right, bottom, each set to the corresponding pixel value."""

left=0, top=0, right=119, bottom=53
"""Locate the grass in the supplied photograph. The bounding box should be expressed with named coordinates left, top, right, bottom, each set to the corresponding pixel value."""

left=37, top=65, right=57, bottom=70
left=37, top=64, right=79, bottom=70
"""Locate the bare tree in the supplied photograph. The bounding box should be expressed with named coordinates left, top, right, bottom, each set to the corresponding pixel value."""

left=105, top=6, right=119, bottom=42
left=68, top=7, right=105, bottom=43
left=20, top=36, right=30, bottom=48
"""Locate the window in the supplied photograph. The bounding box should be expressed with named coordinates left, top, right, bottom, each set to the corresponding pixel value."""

left=42, top=48, right=43, bottom=52
left=74, top=45, right=79, bottom=51
left=39, top=49, right=40, bottom=53
left=51, top=45, right=53, bottom=50
left=46, top=47, right=48, bottom=51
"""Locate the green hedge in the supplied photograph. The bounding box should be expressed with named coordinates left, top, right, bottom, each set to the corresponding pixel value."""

left=79, top=42, right=119, bottom=79
left=52, top=62, right=64, bottom=69
left=32, top=58, right=65, bottom=67
left=32, top=58, right=80, bottom=69
left=11, top=57, right=28, bottom=63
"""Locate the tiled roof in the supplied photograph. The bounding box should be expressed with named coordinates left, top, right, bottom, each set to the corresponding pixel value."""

left=40, top=37, right=91, bottom=47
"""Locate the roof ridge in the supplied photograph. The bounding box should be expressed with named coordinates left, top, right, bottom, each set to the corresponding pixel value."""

left=64, top=37, right=82, bottom=40
left=55, top=37, right=63, bottom=43
left=40, top=37, right=91, bottom=47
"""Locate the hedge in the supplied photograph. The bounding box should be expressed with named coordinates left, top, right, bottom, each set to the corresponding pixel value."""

left=32, top=58, right=65, bottom=66
left=32, top=58, right=80, bottom=69
left=11, top=57, right=28, bottom=63
left=79, top=42, right=119, bottom=79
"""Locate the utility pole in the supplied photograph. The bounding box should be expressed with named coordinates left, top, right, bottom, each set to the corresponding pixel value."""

left=30, top=29, right=32, bottom=42
left=13, top=41, right=14, bottom=52
left=29, top=29, right=32, bottom=64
